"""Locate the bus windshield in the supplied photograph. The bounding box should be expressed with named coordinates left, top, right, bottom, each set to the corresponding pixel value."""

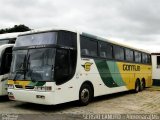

left=9, top=30, right=77, bottom=83
left=15, top=32, right=57, bottom=47
left=10, top=48, right=55, bottom=81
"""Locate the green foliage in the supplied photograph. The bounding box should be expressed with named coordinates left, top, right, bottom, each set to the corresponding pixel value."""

left=0, top=24, right=31, bottom=34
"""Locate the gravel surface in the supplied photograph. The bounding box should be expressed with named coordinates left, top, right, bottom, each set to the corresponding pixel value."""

left=0, top=88, right=159, bottom=120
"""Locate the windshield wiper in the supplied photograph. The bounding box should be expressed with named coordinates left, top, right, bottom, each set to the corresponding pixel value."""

left=13, top=69, right=25, bottom=81
left=26, top=55, right=35, bottom=82
left=13, top=55, right=28, bottom=81
left=26, top=55, right=36, bottom=82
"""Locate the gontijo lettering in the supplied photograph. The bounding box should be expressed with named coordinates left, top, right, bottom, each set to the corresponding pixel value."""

left=123, top=64, right=140, bottom=71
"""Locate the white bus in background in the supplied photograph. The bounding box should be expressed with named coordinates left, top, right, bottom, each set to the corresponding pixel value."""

left=151, top=53, right=160, bottom=86
left=0, top=32, right=22, bottom=96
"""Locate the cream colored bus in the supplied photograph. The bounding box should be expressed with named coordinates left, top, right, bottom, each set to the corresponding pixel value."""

left=8, top=29, right=152, bottom=105
left=0, top=32, right=21, bottom=96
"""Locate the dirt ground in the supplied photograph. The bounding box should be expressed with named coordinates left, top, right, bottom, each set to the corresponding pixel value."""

left=0, top=87, right=160, bottom=120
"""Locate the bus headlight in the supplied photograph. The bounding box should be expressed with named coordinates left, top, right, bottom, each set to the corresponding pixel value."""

left=8, top=84, right=14, bottom=89
left=35, top=86, right=52, bottom=92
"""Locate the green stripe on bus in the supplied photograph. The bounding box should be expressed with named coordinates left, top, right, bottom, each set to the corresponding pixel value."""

left=28, top=81, right=37, bottom=86
left=36, top=81, right=46, bottom=86
left=107, top=61, right=125, bottom=86
left=28, top=81, right=46, bottom=86
left=95, top=60, right=118, bottom=87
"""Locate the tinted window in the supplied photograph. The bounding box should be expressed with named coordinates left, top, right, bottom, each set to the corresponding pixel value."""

left=157, top=56, right=160, bottom=68
left=15, top=32, right=57, bottom=47
left=80, top=36, right=98, bottom=57
left=9, top=38, right=16, bottom=44
left=148, top=54, right=151, bottom=64
left=142, top=53, right=148, bottom=63
left=58, top=31, right=77, bottom=48
left=55, top=49, right=77, bottom=85
left=99, top=42, right=113, bottom=59
left=27, top=48, right=55, bottom=81
left=113, top=46, right=124, bottom=60
left=0, top=47, right=13, bottom=75
left=134, top=51, right=141, bottom=63
left=55, top=49, right=70, bottom=84
left=125, top=48, right=134, bottom=61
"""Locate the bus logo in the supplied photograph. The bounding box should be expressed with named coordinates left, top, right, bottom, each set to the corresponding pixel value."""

left=123, top=64, right=140, bottom=71
left=82, top=62, right=93, bottom=71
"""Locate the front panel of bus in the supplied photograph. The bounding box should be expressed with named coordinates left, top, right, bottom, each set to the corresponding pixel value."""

left=8, top=31, right=78, bottom=105
left=0, top=45, right=13, bottom=96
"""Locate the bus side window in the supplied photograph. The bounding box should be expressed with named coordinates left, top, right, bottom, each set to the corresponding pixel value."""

left=99, top=42, right=113, bottom=59
left=80, top=36, right=98, bottom=57
left=142, top=53, right=148, bottom=64
left=125, top=48, right=134, bottom=62
left=113, top=46, right=124, bottom=60
left=147, top=54, right=151, bottom=64
left=134, top=51, right=141, bottom=63
left=0, top=47, right=13, bottom=75
left=55, top=49, right=76, bottom=85
left=157, top=56, right=160, bottom=68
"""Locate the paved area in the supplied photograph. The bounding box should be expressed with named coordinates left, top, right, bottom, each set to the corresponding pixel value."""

left=0, top=87, right=160, bottom=119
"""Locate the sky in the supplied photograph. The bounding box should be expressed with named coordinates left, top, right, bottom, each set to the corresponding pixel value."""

left=0, top=0, right=160, bottom=53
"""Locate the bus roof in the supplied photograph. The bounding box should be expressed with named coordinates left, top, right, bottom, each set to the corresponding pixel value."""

left=0, top=32, right=23, bottom=40
left=18, top=28, right=151, bottom=54
left=18, top=27, right=77, bottom=36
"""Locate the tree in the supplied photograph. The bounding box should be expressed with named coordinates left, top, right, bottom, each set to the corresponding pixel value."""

left=0, top=24, right=31, bottom=34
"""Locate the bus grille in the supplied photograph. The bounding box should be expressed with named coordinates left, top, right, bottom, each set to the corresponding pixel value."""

left=25, top=86, right=34, bottom=89
left=15, top=85, right=23, bottom=89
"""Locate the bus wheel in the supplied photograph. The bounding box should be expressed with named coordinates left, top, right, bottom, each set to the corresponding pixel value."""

left=79, top=84, right=92, bottom=106
left=141, top=80, right=146, bottom=91
left=134, top=80, right=140, bottom=93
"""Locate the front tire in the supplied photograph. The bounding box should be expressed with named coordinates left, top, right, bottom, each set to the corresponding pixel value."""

left=79, top=84, right=92, bottom=106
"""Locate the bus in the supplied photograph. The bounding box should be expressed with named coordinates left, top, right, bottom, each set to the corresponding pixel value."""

left=7, top=29, right=152, bottom=105
left=0, top=32, right=22, bottom=96
left=151, top=53, right=160, bottom=86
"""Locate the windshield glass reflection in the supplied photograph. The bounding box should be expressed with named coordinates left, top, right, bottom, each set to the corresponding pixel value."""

left=10, top=48, right=55, bottom=81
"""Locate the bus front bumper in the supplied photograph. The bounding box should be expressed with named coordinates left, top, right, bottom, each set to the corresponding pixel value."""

left=8, top=89, right=56, bottom=105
